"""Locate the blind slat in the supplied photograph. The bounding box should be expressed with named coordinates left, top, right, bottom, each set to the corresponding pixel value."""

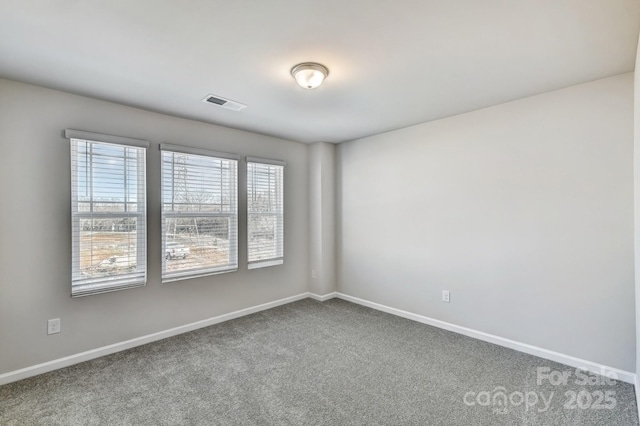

left=70, top=138, right=147, bottom=297
left=161, top=149, right=238, bottom=282
left=247, top=161, right=284, bottom=268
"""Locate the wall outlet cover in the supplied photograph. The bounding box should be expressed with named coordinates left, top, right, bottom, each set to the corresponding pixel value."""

left=47, top=318, right=60, bottom=335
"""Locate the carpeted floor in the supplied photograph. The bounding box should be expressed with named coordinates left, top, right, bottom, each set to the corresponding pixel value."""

left=0, top=298, right=637, bottom=425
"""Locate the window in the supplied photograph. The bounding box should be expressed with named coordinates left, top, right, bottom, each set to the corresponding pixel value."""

left=161, top=144, right=238, bottom=281
left=247, top=158, right=284, bottom=269
left=68, top=130, right=148, bottom=297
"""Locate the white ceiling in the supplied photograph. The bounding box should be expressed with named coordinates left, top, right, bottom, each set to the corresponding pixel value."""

left=1, top=1, right=639, bottom=144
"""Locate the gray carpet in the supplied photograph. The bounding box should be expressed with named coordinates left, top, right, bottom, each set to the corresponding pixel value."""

left=0, top=298, right=637, bottom=425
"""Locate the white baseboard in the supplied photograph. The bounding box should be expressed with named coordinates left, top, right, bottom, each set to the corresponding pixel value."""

left=308, top=291, right=337, bottom=302
left=336, top=292, right=636, bottom=385
left=2, top=291, right=636, bottom=388
left=0, top=292, right=312, bottom=386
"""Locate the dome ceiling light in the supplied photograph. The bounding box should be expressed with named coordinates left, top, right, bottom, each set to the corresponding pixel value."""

left=291, top=62, right=329, bottom=89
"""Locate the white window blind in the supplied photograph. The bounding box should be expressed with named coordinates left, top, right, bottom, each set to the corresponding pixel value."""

left=161, top=145, right=238, bottom=281
left=70, top=135, right=147, bottom=297
left=247, top=159, right=284, bottom=269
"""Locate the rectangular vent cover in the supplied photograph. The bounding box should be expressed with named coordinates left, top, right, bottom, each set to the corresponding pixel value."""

left=202, top=94, right=247, bottom=111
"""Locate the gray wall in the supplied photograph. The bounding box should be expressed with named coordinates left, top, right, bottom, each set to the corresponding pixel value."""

left=0, top=79, right=309, bottom=375
left=1, top=72, right=635, bottom=376
left=337, top=74, right=635, bottom=371
left=635, top=36, right=640, bottom=382
left=309, top=142, right=336, bottom=296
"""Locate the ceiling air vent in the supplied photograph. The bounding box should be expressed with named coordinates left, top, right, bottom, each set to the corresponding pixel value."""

left=202, top=94, right=247, bottom=111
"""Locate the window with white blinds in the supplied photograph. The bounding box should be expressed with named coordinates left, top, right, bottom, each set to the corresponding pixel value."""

left=69, top=131, right=148, bottom=297
left=161, top=145, right=238, bottom=282
left=247, top=158, right=284, bottom=269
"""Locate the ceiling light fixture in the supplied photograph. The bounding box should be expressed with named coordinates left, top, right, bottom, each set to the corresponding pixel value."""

left=291, top=62, right=329, bottom=89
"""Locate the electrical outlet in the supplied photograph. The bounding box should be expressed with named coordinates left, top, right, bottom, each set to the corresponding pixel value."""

left=311, top=269, right=317, bottom=279
left=442, top=290, right=450, bottom=303
left=47, top=318, right=61, bottom=335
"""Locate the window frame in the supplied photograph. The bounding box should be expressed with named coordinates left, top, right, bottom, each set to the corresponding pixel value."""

left=246, top=157, right=285, bottom=270
left=67, top=129, right=148, bottom=297
left=160, top=143, right=240, bottom=282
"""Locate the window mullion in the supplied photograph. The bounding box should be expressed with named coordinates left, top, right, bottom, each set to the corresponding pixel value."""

left=161, top=148, right=238, bottom=282
left=70, top=137, right=147, bottom=296
left=247, top=161, right=284, bottom=268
